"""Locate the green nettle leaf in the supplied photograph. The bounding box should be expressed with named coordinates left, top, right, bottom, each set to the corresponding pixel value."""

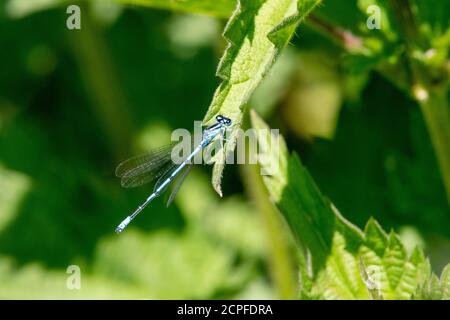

left=359, top=257, right=383, bottom=300
left=250, top=110, right=448, bottom=300
left=417, top=274, right=443, bottom=300
left=114, top=0, right=236, bottom=18
left=363, top=234, right=415, bottom=299
left=442, top=264, right=450, bottom=300
left=202, top=0, right=322, bottom=195
left=250, top=110, right=364, bottom=276
left=414, top=263, right=450, bottom=300
left=363, top=218, right=388, bottom=257
left=313, top=232, right=369, bottom=299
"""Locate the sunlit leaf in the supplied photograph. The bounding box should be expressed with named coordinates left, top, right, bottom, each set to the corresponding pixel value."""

left=203, top=0, right=322, bottom=195
left=251, top=111, right=443, bottom=299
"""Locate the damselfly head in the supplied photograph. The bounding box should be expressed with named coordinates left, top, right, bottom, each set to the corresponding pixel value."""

left=216, top=115, right=232, bottom=126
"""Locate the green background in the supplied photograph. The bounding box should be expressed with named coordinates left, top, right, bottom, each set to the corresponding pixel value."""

left=0, top=0, right=448, bottom=298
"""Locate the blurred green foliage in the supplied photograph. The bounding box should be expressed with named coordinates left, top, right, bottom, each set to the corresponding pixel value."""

left=0, top=0, right=448, bottom=299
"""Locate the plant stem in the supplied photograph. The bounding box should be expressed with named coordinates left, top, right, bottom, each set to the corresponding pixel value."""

left=418, top=88, right=450, bottom=203
left=306, top=14, right=365, bottom=53
left=389, top=0, right=450, bottom=203
left=240, top=164, right=297, bottom=299
left=70, top=5, right=134, bottom=159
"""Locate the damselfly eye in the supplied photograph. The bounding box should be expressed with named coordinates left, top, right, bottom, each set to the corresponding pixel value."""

left=216, top=115, right=232, bottom=126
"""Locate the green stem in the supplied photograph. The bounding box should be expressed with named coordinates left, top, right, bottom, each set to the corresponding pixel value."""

left=240, top=164, right=297, bottom=299
left=418, top=88, right=450, bottom=203
left=70, top=4, right=134, bottom=159
left=306, top=14, right=365, bottom=54
left=389, top=0, right=450, bottom=203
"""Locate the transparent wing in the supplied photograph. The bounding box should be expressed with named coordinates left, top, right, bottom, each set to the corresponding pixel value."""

left=166, top=163, right=193, bottom=207
left=115, top=143, right=176, bottom=179
left=120, top=160, right=175, bottom=188
left=152, top=161, right=181, bottom=195
left=116, top=144, right=179, bottom=188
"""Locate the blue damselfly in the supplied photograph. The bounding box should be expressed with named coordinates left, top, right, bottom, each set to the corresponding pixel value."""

left=115, top=115, right=232, bottom=233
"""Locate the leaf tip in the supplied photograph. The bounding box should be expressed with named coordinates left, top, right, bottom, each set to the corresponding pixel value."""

left=214, top=184, right=223, bottom=197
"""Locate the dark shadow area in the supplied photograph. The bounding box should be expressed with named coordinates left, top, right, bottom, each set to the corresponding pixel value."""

left=302, top=73, right=449, bottom=237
